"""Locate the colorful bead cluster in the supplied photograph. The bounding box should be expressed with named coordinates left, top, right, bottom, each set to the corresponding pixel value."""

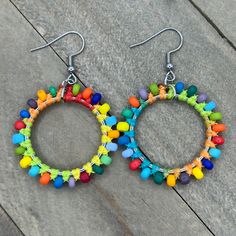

left=12, top=84, right=119, bottom=188
left=117, top=82, right=226, bottom=187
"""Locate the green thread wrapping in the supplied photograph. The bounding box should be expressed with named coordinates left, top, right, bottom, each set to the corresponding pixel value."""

left=30, top=157, right=42, bottom=166
left=50, top=169, right=60, bottom=180
left=39, top=164, right=50, bottom=174
left=62, top=170, right=71, bottom=182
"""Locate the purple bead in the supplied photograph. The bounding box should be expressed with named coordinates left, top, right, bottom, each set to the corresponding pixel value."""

left=197, top=93, right=208, bottom=103
left=179, top=172, right=190, bottom=185
left=138, top=88, right=148, bottom=100
left=68, top=177, right=75, bottom=188
left=27, top=98, right=38, bottom=109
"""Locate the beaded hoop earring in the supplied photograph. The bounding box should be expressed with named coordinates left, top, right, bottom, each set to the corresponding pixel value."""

left=117, top=28, right=226, bottom=187
left=12, top=31, right=119, bottom=188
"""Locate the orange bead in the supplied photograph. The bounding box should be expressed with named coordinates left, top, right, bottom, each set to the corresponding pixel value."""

left=212, top=124, right=226, bottom=132
left=128, top=96, right=140, bottom=108
left=39, top=172, right=51, bottom=185
left=82, top=88, right=93, bottom=99
left=108, top=130, right=120, bottom=139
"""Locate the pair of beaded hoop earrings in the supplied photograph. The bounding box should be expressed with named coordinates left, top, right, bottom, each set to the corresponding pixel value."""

left=12, top=28, right=226, bottom=188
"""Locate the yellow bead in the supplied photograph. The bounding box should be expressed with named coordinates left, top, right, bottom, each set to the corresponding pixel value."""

left=98, top=103, right=110, bottom=114
left=37, top=90, right=47, bottom=101
left=19, top=156, right=32, bottom=168
left=166, top=174, right=176, bottom=187
left=117, top=122, right=129, bottom=132
left=192, top=167, right=204, bottom=180
left=101, top=135, right=111, bottom=143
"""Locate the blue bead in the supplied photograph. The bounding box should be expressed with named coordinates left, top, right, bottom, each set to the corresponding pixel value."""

left=140, top=168, right=151, bottom=180
left=209, top=148, right=221, bottom=159
left=106, top=142, right=118, bottom=152
left=117, top=135, right=130, bottom=145
left=54, top=176, right=64, bottom=189
left=122, top=149, right=133, bottom=158
left=105, top=116, right=117, bottom=126
left=20, top=109, right=30, bottom=118
left=202, top=158, right=214, bottom=170
left=204, top=101, right=216, bottom=111
left=12, top=133, right=25, bottom=144
left=28, top=166, right=40, bottom=177
left=175, top=82, right=184, bottom=94
left=91, top=93, right=102, bottom=105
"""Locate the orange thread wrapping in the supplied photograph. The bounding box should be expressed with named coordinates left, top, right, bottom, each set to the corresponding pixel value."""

left=200, top=150, right=210, bottom=159
left=185, top=164, right=193, bottom=175
left=159, top=85, right=167, bottom=100
left=147, top=93, right=156, bottom=104
left=173, top=168, right=181, bottom=179
left=206, top=130, right=217, bottom=137
left=193, top=159, right=202, bottom=169
left=205, top=139, right=215, bottom=148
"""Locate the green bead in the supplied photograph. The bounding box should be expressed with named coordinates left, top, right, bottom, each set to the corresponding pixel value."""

left=187, top=85, right=197, bottom=97
left=210, top=112, right=222, bottom=121
left=72, top=84, right=81, bottom=96
left=153, top=172, right=164, bottom=184
left=149, top=83, right=159, bottom=95
left=100, top=155, right=112, bottom=166
left=15, top=146, right=26, bottom=155
left=49, top=86, right=57, bottom=97
left=121, top=108, right=133, bottom=118
left=92, top=165, right=104, bottom=175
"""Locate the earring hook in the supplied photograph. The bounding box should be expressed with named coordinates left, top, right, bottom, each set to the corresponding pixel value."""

left=31, top=31, right=85, bottom=98
left=31, top=31, right=85, bottom=72
left=130, top=27, right=183, bottom=85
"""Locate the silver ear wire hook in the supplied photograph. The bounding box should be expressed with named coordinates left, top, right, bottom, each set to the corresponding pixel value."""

left=129, top=27, right=183, bottom=85
left=31, top=31, right=85, bottom=98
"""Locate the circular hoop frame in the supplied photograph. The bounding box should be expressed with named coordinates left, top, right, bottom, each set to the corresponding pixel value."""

left=117, top=82, right=226, bottom=186
left=12, top=85, right=119, bottom=188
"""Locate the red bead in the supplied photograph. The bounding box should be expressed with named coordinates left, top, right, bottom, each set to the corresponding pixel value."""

left=80, top=172, right=91, bottom=183
left=129, top=159, right=142, bottom=171
left=14, top=120, right=26, bottom=130
left=212, top=136, right=224, bottom=145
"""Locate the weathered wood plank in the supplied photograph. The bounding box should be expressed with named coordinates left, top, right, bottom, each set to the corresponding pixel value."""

left=0, top=206, right=23, bottom=236
left=9, top=0, right=236, bottom=235
left=0, top=1, right=212, bottom=236
left=190, top=0, right=236, bottom=46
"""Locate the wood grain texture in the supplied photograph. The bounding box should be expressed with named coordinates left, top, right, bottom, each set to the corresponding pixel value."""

left=0, top=206, right=23, bottom=236
left=8, top=1, right=236, bottom=234
left=191, top=0, right=236, bottom=46
left=0, top=1, right=213, bottom=236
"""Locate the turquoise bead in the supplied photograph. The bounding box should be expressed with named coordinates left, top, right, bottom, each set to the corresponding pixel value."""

left=175, top=82, right=184, bottom=94
left=187, top=85, right=197, bottom=97
left=106, top=142, right=118, bottom=152
left=28, top=166, right=40, bottom=177
left=209, top=148, right=221, bottom=159
left=153, top=172, right=164, bottom=184
left=92, top=165, right=104, bottom=175
left=49, top=86, right=57, bottom=97
left=140, top=168, right=151, bottom=180
left=105, top=116, right=117, bottom=126
left=122, top=149, right=133, bottom=158
left=12, top=133, right=25, bottom=144
left=204, top=101, right=216, bottom=111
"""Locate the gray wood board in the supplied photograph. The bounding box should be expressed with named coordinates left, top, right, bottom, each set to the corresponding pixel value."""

left=0, top=206, right=23, bottom=236
left=191, top=0, right=236, bottom=46
left=0, top=0, right=235, bottom=235
left=0, top=1, right=213, bottom=236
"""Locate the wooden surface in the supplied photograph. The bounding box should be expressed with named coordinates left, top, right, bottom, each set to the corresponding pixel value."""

left=0, top=0, right=235, bottom=235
